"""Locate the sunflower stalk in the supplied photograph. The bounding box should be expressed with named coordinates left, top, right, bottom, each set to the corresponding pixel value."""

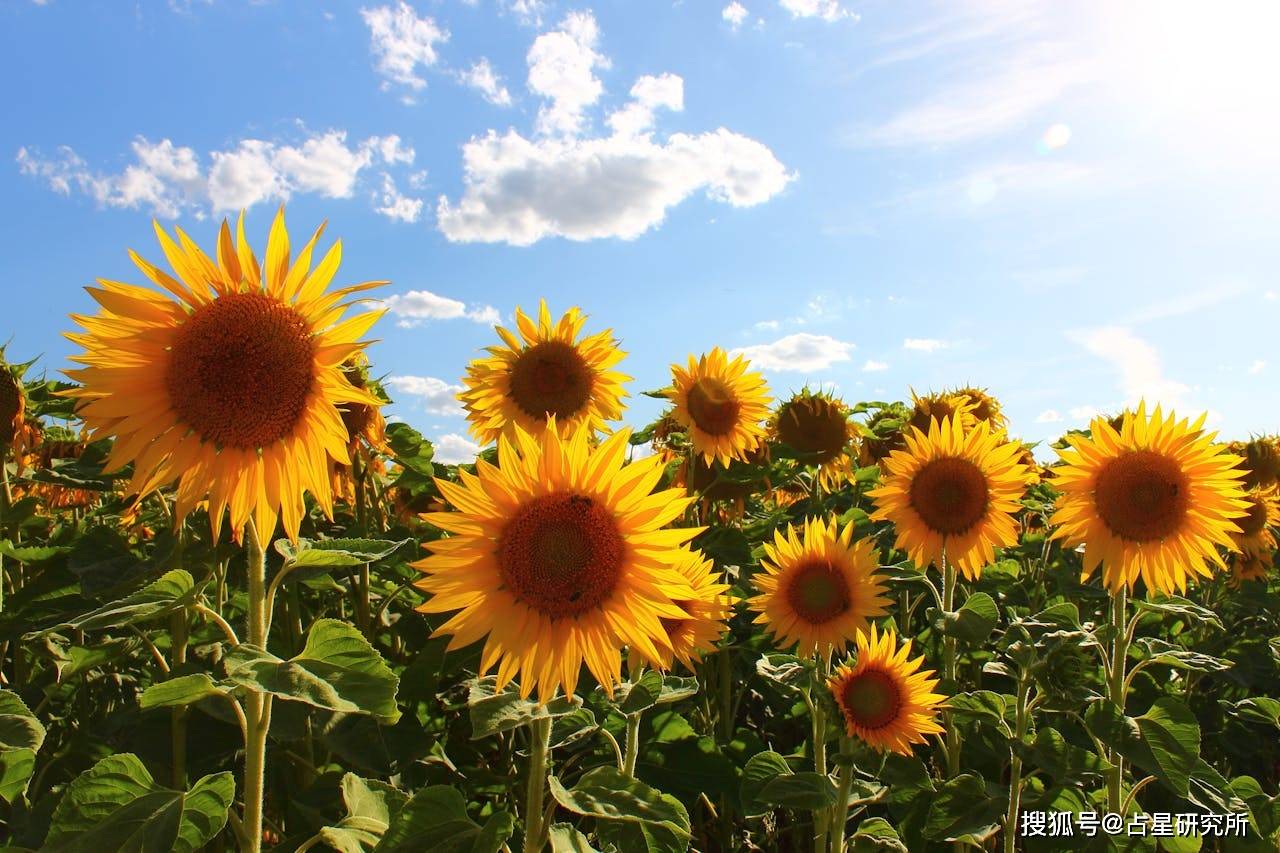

left=523, top=716, right=553, bottom=853
left=623, top=710, right=642, bottom=778
left=941, top=555, right=961, bottom=777
left=1106, top=585, right=1129, bottom=814
left=829, top=738, right=855, bottom=853
left=1003, top=670, right=1032, bottom=853
left=811, top=657, right=831, bottom=853
left=241, top=519, right=274, bottom=853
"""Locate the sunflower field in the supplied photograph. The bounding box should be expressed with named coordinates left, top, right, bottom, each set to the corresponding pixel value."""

left=1, top=211, right=1279, bottom=853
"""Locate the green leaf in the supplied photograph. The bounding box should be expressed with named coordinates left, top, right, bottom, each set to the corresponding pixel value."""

left=923, top=774, right=1006, bottom=842
left=372, top=785, right=512, bottom=853
left=0, top=542, right=71, bottom=563
left=755, top=772, right=839, bottom=811
left=42, top=754, right=234, bottom=853
left=937, top=592, right=999, bottom=643
left=0, top=690, right=45, bottom=803
left=1134, top=697, right=1200, bottom=798
left=655, top=675, right=699, bottom=705
left=467, top=677, right=582, bottom=740
left=850, top=817, right=909, bottom=852
left=549, top=766, right=691, bottom=841
left=549, top=708, right=599, bottom=749
left=1015, top=726, right=1111, bottom=781
left=1131, top=595, right=1223, bottom=630
left=946, top=691, right=1011, bottom=734
left=1133, top=638, right=1232, bottom=673
left=139, top=674, right=225, bottom=711
left=1226, top=697, right=1280, bottom=729
left=36, top=570, right=201, bottom=634
left=615, top=670, right=664, bottom=715
left=596, top=819, right=689, bottom=853
left=386, top=422, right=435, bottom=477
left=318, top=774, right=409, bottom=853
left=740, top=750, right=792, bottom=817
left=756, top=654, right=812, bottom=692
left=224, top=618, right=400, bottom=723
left=275, top=537, right=411, bottom=572
left=548, top=823, right=602, bottom=852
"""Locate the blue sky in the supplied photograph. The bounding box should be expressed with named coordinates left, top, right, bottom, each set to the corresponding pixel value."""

left=4, top=0, right=1278, bottom=462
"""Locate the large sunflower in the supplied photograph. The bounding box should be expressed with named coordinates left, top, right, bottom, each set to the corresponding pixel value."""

left=459, top=302, right=629, bottom=445
left=749, top=517, right=890, bottom=658
left=633, top=548, right=731, bottom=671
left=827, top=625, right=945, bottom=755
left=1049, top=403, right=1249, bottom=595
left=668, top=347, right=771, bottom=466
left=413, top=421, right=702, bottom=702
left=771, top=389, right=856, bottom=491
left=64, top=209, right=385, bottom=542
left=1232, top=488, right=1279, bottom=558
left=868, top=416, right=1030, bottom=580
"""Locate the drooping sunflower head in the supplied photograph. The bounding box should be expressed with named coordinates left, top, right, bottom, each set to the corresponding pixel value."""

left=679, top=442, right=770, bottom=504
left=64, top=208, right=386, bottom=542
left=908, top=390, right=977, bottom=436
left=1228, top=547, right=1274, bottom=588
left=1231, top=487, right=1279, bottom=558
left=0, top=358, right=25, bottom=457
left=948, top=385, right=1007, bottom=430
left=749, top=517, right=890, bottom=658
left=413, top=421, right=702, bottom=703
left=668, top=347, right=771, bottom=466
left=1049, top=403, right=1249, bottom=595
left=1226, top=437, right=1280, bottom=490
left=827, top=625, right=946, bottom=755
left=633, top=548, right=731, bottom=671
left=459, top=301, right=630, bottom=446
left=336, top=355, right=389, bottom=453
left=857, top=405, right=909, bottom=467
left=868, top=416, right=1031, bottom=580
left=772, top=389, right=856, bottom=491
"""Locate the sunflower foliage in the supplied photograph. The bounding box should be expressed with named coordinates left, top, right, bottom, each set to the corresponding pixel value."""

left=1, top=245, right=1280, bottom=852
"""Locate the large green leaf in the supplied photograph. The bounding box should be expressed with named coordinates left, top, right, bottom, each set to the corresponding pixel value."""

left=371, top=785, right=512, bottom=853
left=850, top=817, right=909, bottom=852
left=923, top=774, right=1006, bottom=842
left=317, top=773, right=409, bottom=853
left=0, top=689, right=45, bottom=803
left=740, top=750, right=792, bottom=817
left=467, top=676, right=582, bottom=739
left=548, top=823, right=603, bottom=852
left=42, top=754, right=234, bottom=853
left=35, top=570, right=200, bottom=634
left=274, top=537, right=411, bottom=573
left=225, top=618, right=400, bottom=723
left=755, top=772, right=839, bottom=811
left=549, top=766, right=690, bottom=844
left=937, top=592, right=999, bottom=643
left=1086, top=697, right=1200, bottom=797
left=1131, top=596, right=1223, bottom=630
left=138, top=674, right=225, bottom=711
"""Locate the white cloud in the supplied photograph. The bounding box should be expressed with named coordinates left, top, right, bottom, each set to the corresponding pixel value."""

left=382, top=289, right=499, bottom=327
left=1035, top=409, right=1062, bottom=423
left=20, top=131, right=411, bottom=218
left=361, top=2, right=449, bottom=93
left=779, top=0, right=856, bottom=23
left=385, top=376, right=465, bottom=416
left=730, top=333, right=854, bottom=372
left=753, top=319, right=780, bottom=331
left=903, top=338, right=947, bottom=353
left=607, top=73, right=683, bottom=138
left=373, top=173, right=424, bottom=223
left=459, top=58, right=513, bottom=106
left=505, top=0, right=545, bottom=26
left=527, top=11, right=609, bottom=137
left=722, top=2, right=748, bottom=29
left=433, top=433, right=484, bottom=464
left=1069, top=326, right=1189, bottom=409
left=1248, top=359, right=1266, bottom=375
left=861, top=359, right=888, bottom=372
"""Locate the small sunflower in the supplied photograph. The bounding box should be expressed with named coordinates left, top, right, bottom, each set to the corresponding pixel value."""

left=749, top=517, right=890, bottom=658
left=413, top=421, right=702, bottom=702
left=459, top=301, right=629, bottom=446
left=857, top=405, right=909, bottom=467
left=828, top=625, right=945, bottom=755
left=0, top=351, right=36, bottom=465
left=1229, top=548, right=1274, bottom=587
left=1050, top=403, right=1249, bottom=595
left=948, top=385, right=1007, bottom=430
left=633, top=548, right=731, bottom=671
left=668, top=348, right=771, bottom=466
left=907, top=390, right=976, bottom=437
left=64, top=209, right=385, bottom=542
left=1231, top=488, right=1278, bottom=558
left=868, top=416, right=1031, bottom=580
left=772, top=389, right=857, bottom=491
left=1226, top=437, right=1280, bottom=490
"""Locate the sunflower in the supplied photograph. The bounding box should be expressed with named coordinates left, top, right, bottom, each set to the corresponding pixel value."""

left=857, top=405, right=909, bottom=467
left=1230, top=488, right=1278, bottom=558
left=459, top=301, right=629, bottom=446
left=64, top=209, right=385, bottom=542
left=330, top=357, right=391, bottom=505
left=1229, top=548, right=1274, bottom=587
left=828, top=625, right=945, bottom=755
left=772, top=389, right=857, bottom=491
left=413, top=421, right=702, bottom=702
left=0, top=351, right=37, bottom=466
left=868, top=416, right=1031, bottom=580
left=1226, top=437, right=1280, bottom=490
left=907, top=390, right=976, bottom=436
left=749, top=517, right=890, bottom=658
left=948, top=385, right=1007, bottom=430
left=668, top=348, right=771, bottom=466
left=1049, top=403, right=1249, bottom=595
left=632, top=548, right=731, bottom=671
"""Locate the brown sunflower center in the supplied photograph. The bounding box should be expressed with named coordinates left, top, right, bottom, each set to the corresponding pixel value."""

left=0, top=372, right=21, bottom=446
left=1237, top=495, right=1269, bottom=537
left=687, top=378, right=741, bottom=437
left=908, top=456, right=990, bottom=535
left=166, top=293, right=315, bottom=450
left=1093, top=450, right=1190, bottom=543
left=778, top=399, right=848, bottom=462
left=784, top=560, right=850, bottom=625
left=339, top=402, right=374, bottom=439
left=660, top=599, right=692, bottom=636
left=840, top=668, right=902, bottom=730
left=497, top=493, right=625, bottom=619
left=508, top=341, right=593, bottom=422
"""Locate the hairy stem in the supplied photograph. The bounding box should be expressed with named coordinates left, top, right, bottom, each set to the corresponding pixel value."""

left=241, top=520, right=273, bottom=853
left=523, top=716, right=553, bottom=853
left=1106, top=586, right=1129, bottom=814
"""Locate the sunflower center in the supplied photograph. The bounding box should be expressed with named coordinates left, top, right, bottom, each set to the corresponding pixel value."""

left=660, top=600, right=692, bottom=636
left=497, top=493, right=625, bottom=619
left=908, top=456, right=990, bottom=536
left=1093, top=450, right=1190, bottom=542
left=779, top=400, right=847, bottom=462
left=339, top=402, right=374, bottom=439
left=785, top=560, right=850, bottom=624
left=1237, top=495, right=1269, bottom=537
left=508, top=341, right=593, bottom=421
left=841, top=669, right=902, bottom=730
left=0, top=372, right=20, bottom=445
left=166, top=293, right=315, bottom=450
left=687, top=378, right=741, bottom=437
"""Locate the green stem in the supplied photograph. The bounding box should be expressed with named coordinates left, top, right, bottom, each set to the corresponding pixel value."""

left=718, top=645, right=733, bottom=741
left=241, top=520, right=273, bottom=853
left=523, top=717, right=553, bottom=853
left=1106, top=586, right=1129, bottom=814
left=812, top=657, right=830, bottom=853
left=1003, top=674, right=1031, bottom=853
left=623, top=712, right=642, bottom=778
left=830, top=739, right=854, bottom=853
left=171, top=607, right=189, bottom=788
left=941, top=556, right=961, bottom=777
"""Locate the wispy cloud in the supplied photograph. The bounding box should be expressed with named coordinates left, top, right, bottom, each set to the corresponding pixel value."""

left=1068, top=325, right=1189, bottom=409
left=382, top=289, right=500, bottom=327
left=903, top=338, right=947, bottom=353
left=1034, top=409, right=1062, bottom=423
left=731, top=332, right=854, bottom=371
left=385, top=375, right=465, bottom=416
left=433, top=433, right=483, bottom=463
